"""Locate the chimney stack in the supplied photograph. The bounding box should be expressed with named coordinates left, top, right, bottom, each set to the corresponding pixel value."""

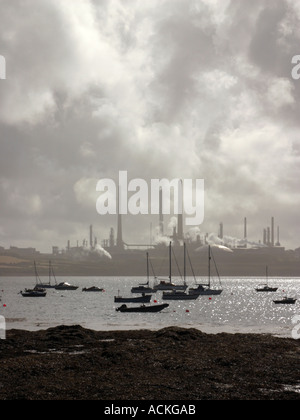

left=177, top=214, right=184, bottom=241
left=276, top=226, right=281, bottom=247
left=177, top=180, right=184, bottom=241
left=271, top=217, right=275, bottom=247
left=267, top=227, right=271, bottom=246
left=117, top=186, right=124, bottom=250
left=159, top=187, right=164, bottom=236
left=89, top=225, right=93, bottom=249
left=244, top=218, right=247, bottom=240
left=219, top=223, right=224, bottom=240
left=263, top=229, right=267, bottom=245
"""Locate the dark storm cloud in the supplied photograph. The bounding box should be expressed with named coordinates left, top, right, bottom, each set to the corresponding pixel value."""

left=0, top=0, right=300, bottom=250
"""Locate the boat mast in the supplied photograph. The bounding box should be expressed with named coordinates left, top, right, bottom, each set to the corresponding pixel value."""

left=208, top=245, right=211, bottom=288
left=169, top=241, right=172, bottom=283
left=49, top=261, right=51, bottom=285
left=34, top=261, right=40, bottom=285
left=146, top=252, right=150, bottom=284
left=184, top=242, right=186, bottom=286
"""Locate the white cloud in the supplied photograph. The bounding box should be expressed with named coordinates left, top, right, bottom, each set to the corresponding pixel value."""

left=266, top=77, right=295, bottom=108
left=1, top=0, right=300, bottom=250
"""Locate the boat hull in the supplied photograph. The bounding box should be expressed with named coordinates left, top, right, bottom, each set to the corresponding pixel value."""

left=115, top=295, right=152, bottom=303
left=21, top=291, right=47, bottom=297
left=154, top=284, right=188, bottom=291
left=273, top=299, right=297, bottom=305
left=116, top=304, right=169, bottom=313
left=189, top=289, right=223, bottom=296
left=82, top=287, right=104, bottom=292
left=55, top=283, right=78, bottom=291
left=131, top=287, right=154, bottom=294
left=162, top=293, right=198, bottom=301
left=256, top=288, right=278, bottom=293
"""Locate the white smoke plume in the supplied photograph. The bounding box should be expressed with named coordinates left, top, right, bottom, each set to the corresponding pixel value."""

left=92, top=244, right=112, bottom=260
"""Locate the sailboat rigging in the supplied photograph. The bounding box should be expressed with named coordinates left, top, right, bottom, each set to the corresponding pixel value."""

left=131, top=252, right=155, bottom=294
left=189, top=245, right=223, bottom=296
left=163, top=243, right=199, bottom=301
left=255, top=267, right=278, bottom=292
left=154, top=242, right=188, bottom=291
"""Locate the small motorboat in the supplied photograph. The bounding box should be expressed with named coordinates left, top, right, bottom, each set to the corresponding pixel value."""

left=20, top=288, right=47, bottom=297
left=116, top=303, right=169, bottom=313
left=55, top=282, right=78, bottom=291
left=273, top=297, right=297, bottom=305
left=82, top=286, right=104, bottom=292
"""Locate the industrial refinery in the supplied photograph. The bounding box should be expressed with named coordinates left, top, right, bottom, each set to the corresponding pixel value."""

left=0, top=191, right=297, bottom=277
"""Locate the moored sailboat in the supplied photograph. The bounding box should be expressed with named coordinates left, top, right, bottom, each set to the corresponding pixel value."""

left=131, top=252, right=155, bottom=294
left=256, top=267, right=278, bottom=292
left=162, top=243, right=199, bottom=301
left=20, top=262, right=47, bottom=297
left=154, top=242, right=188, bottom=292
left=38, top=261, right=57, bottom=289
left=189, top=245, right=223, bottom=296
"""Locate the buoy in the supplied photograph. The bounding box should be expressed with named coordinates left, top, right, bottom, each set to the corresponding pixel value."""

left=3, top=304, right=6, bottom=308
left=154, top=300, right=157, bottom=303
left=186, top=309, right=190, bottom=313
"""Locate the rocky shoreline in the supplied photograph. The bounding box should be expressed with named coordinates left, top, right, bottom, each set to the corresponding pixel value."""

left=0, top=325, right=299, bottom=400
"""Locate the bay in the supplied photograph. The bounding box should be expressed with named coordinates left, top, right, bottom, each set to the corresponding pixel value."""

left=0, top=276, right=299, bottom=338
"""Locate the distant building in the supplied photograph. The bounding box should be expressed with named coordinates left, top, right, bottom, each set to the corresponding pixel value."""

left=9, top=246, right=40, bottom=256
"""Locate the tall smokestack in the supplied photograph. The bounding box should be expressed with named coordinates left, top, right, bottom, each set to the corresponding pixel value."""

left=244, top=218, right=247, bottom=240
left=263, top=229, right=267, bottom=245
left=276, top=226, right=281, bottom=247
left=117, top=186, right=124, bottom=249
left=159, top=187, right=164, bottom=236
left=109, top=228, right=115, bottom=248
left=177, top=214, right=183, bottom=241
left=219, top=223, right=224, bottom=239
left=177, top=180, right=184, bottom=241
left=271, top=217, right=275, bottom=247
left=89, top=225, right=93, bottom=249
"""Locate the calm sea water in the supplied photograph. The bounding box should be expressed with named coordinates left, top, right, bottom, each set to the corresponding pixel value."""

left=0, top=277, right=299, bottom=338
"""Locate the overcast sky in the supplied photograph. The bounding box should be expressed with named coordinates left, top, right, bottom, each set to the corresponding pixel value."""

left=1, top=0, right=300, bottom=252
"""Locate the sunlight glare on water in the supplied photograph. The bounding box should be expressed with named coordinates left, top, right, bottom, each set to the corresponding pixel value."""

left=0, top=277, right=299, bottom=337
